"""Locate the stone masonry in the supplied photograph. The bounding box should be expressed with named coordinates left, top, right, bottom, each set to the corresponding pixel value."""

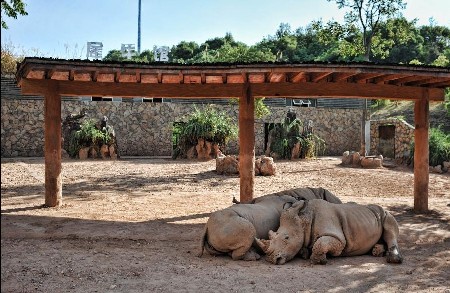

left=1, top=98, right=364, bottom=158
left=369, top=118, right=415, bottom=160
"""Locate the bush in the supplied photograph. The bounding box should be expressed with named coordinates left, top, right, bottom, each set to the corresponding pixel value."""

left=68, top=119, right=112, bottom=158
left=173, top=106, right=238, bottom=158
left=268, top=116, right=326, bottom=159
left=409, top=127, right=450, bottom=167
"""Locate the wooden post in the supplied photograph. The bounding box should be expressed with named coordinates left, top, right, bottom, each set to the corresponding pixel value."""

left=239, top=83, right=255, bottom=203
left=413, top=91, right=429, bottom=213
left=44, top=81, right=62, bottom=207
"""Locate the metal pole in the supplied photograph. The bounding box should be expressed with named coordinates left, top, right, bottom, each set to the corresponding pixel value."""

left=138, top=0, right=141, bottom=54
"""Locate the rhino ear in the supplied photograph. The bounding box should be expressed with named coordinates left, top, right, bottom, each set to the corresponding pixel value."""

left=290, top=200, right=306, bottom=214
left=255, top=238, right=270, bottom=253
left=282, top=201, right=294, bottom=210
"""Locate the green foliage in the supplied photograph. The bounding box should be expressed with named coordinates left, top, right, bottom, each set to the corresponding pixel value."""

left=68, top=119, right=111, bottom=158
left=1, top=0, right=28, bottom=29
left=328, top=0, right=407, bottom=60
left=371, top=99, right=392, bottom=109
left=269, top=116, right=326, bottom=159
left=409, top=127, right=450, bottom=167
left=445, top=89, right=450, bottom=115
left=173, top=106, right=238, bottom=158
left=229, top=98, right=271, bottom=119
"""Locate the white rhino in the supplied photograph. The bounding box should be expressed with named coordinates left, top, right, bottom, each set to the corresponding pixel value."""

left=256, top=199, right=403, bottom=265
left=198, top=188, right=342, bottom=261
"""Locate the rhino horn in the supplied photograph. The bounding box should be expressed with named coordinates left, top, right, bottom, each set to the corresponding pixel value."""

left=255, top=238, right=270, bottom=253
left=268, top=230, right=276, bottom=240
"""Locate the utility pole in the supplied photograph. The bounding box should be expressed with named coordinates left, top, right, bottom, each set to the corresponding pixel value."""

left=137, top=0, right=141, bottom=54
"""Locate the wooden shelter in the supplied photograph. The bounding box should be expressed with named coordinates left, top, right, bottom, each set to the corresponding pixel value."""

left=15, top=58, right=450, bottom=212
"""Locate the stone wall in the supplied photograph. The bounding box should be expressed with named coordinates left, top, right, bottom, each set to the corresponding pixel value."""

left=369, top=118, right=414, bottom=160
left=1, top=98, right=363, bottom=158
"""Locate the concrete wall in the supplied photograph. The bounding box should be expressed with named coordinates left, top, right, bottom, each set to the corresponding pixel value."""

left=1, top=98, right=364, bottom=158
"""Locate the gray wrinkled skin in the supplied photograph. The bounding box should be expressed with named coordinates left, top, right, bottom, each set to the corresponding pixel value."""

left=199, top=188, right=341, bottom=261
left=256, top=199, right=403, bottom=265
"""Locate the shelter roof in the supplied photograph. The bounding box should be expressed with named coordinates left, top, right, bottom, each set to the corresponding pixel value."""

left=16, top=57, right=450, bottom=101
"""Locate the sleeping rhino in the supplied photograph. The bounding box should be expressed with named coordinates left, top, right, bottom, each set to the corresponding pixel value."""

left=198, top=187, right=342, bottom=261
left=256, top=199, right=403, bottom=265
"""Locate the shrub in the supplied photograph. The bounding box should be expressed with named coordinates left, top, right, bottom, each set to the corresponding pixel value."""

left=409, top=127, right=450, bottom=167
left=68, top=119, right=112, bottom=158
left=173, top=106, right=238, bottom=158
left=268, top=116, right=326, bottom=159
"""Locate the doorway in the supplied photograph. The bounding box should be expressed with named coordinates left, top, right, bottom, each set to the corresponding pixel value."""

left=378, top=125, right=395, bottom=158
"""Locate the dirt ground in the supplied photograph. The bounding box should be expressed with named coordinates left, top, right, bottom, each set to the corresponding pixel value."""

left=1, top=156, right=449, bottom=293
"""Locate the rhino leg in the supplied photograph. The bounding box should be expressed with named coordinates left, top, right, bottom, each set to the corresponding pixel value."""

left=381, top=212, right=403, bottom=264
left=310, top=236, right=344, bottom=265
left=371, top=243, right=386, bottom=257
left=231, top=247, right=261, bottom=261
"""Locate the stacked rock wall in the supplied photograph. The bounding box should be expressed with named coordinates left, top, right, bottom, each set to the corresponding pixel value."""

left=1, top=98, right=363, bottom=158
left=369, top=118, right=414, bottom=160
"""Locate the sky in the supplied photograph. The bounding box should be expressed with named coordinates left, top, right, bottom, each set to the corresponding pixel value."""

left=1, top=0, right=449, bottom=59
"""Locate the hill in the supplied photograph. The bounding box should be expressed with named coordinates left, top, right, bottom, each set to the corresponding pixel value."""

left=370, top=101, right=449, bottom=133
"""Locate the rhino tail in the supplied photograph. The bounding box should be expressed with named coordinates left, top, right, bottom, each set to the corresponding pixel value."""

left=198, top=224, right=224, bottom=257
left=198, top=225, right=208, bottom=257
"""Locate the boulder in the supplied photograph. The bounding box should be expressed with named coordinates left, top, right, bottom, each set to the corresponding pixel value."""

left=216, top=155, right=239, bottom=175
left=79, top=147, right=89, bottom=160
left=100, top=144, right=109, bottom=159
left=361, top=157, right=383, bottom=168
left=257, top=156, right=276, bottom=176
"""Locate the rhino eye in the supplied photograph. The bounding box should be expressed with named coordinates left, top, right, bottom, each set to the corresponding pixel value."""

left=284, top=235, right=289, bottom=240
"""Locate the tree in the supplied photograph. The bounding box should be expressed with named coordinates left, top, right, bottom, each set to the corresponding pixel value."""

left=169, top=41, right=200, bottom=63
left=372, top=17, right=422, bottom=63
left=1, top=41, right=23, bottom=74
left=418, top=23, right=450, bottom=64
left=328, top=0, right=406, bottom=61
left=256, top=23, right=297, bottom=61
left=1, top=0, right=28, bottom=29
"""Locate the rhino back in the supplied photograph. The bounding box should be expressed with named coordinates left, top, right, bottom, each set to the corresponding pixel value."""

left=230, top=204, right=282, bottom=239
left=267, top=187, right=341, bottom=204
left=309, top=200, right=384, bottom=256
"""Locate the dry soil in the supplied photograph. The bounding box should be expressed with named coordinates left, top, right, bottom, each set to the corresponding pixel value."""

left=1, top=156, right=449, bottom=293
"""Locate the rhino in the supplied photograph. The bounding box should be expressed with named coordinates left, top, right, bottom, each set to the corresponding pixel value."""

left=198, top=187, right=342, bottom=261
left=256, top=199, right=403, bottom=265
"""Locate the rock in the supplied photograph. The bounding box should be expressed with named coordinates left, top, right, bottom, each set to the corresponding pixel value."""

left=79, top=147, right=89, bottom=160
left=89, top=147, right=98, bottom=159
left=352, top=152, right=361, bottom=167
left=341, top=151, right=352, bottom=165
left=100, top=144, right=109, bottom=159
left=196, top=138, right=213, bottom=161
left=186, top=146, right=196, bottom=159
left=61, top=149, right=70, bottom=159
left=291, top=142, right=301, bottom=160
left=109, top=145, right=116, bottom=159
left=361, top=157, right=383, bottom=168
left=430, top=165, right=443, bottom=174
left=442, top=161, right=450, bottom=173
left=216, top=155, right=239, bottom=175
left=258, top=156, right=276, bottom=176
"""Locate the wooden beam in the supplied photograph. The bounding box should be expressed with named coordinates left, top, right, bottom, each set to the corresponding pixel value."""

left=44, top=81, right=62, bottom=207
left=251, top=82, right=445, bottom=101
left=239, top=83, right=255, bottom=203
left=19, top=79, right=243, bottom=98
left=19, top=77, right=446, bottom=101
left=413, top=90, right=429, bottom=213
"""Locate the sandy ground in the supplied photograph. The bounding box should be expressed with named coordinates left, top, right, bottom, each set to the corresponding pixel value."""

left=1, top=156, right=449, bottom=293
